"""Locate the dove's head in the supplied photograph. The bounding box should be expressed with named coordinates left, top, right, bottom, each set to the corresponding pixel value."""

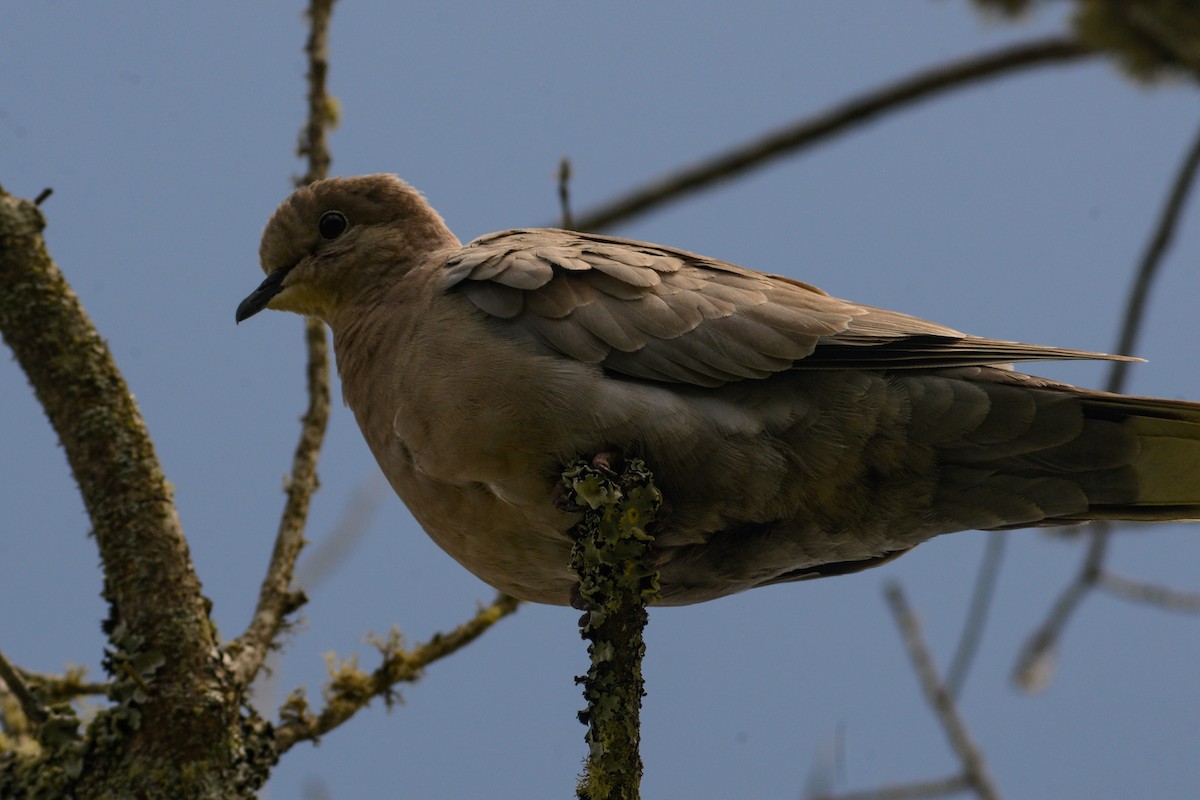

left=236, top=174, right=458, bottom=324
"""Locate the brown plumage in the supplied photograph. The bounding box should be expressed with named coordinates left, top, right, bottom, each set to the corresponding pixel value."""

left=237, top=174, right=1200, bottom=605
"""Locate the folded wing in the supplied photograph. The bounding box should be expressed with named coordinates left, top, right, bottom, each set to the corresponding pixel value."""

left=443, top=229, right=1130, bottom=388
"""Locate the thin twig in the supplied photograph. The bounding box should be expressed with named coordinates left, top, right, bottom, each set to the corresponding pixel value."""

left=14, top=665, right=109, bottom=703
left=567, top=37, right=1092, bottom=231
left=945, top=532, right=1007, bottom=700
left=0, top=649, right=48, bottom=727
left=248, top=476, right=387, bottom=716
left=296, top=0, right=338, bottom=188
left=558, top=156, right=574, bottom=230
left=1015, top=119, right=1200, bottom=692
left=884, top=583, right=1001, bottom=800
left=228, top=0, right=337, bottom=689
left=273, top=592, right=520, bottom=752
left=1013, top=527, right=1108, bottom=693
left=1107, top=119, right=1200, bottom=391
left=295, top=475, right=389, bottom=590
left=1097, top=569, right=1200, bottom=613
left=812, top=774, right=971, bottom=800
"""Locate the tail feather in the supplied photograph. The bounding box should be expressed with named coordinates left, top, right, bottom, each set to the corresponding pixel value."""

left=925, top=370, right=1200, bottom=530
left=1114, top=411, right=1200, bottom=515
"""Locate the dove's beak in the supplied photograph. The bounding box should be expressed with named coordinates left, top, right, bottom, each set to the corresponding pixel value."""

left=236, top=267, right=289, bottom=323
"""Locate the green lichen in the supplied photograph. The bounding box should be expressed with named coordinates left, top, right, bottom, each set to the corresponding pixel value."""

left=0, top=699, right=85, bottom=800
left=561, top=458, right=661, bottom=800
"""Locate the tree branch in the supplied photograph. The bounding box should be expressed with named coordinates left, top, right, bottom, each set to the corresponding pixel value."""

left=812, top=774, right=971, bottom=800
left=883, top=584, right=1000, bottom=800
left=227, top=0, right=338, bottom=689
left=817, top=585, right=1001, bottom=799
left=11, top=663, right=109, bottom=705
left=0, top=184, right=229, bottom=786
left=1013, top=527, right=1107, bottom=692
left=568, top=37, right=1093, bottom=231
left=558, top=156, right=575, bottom=230
left=1096, top=569, right=1200, bottom=613
left=0, top=649, right=48, bottom=728
left=561, top=457, right=662, bottom=800
left=945, top=532, right=1007, bottom=700
left=273, top=592, right=520, bottom=752
left=1107, top=117, right=1200, bottom=390
left=1015, top=118, right=1200, bottom=692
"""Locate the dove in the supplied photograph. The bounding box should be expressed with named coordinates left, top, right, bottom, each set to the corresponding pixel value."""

left=237, top=174, right=1200, bottom=606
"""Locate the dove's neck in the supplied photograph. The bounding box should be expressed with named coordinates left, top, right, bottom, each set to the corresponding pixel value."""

left=331, top=266, right=435, bottom=401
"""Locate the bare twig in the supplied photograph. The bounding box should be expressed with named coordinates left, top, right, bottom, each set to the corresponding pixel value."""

left=1013, top=527, right=1108, bottom=693
left=558, top=157, right=574, bottom=230
left=295, top=475, right=389, bottom=590
left=273, top=592, right=520, bottom=752
left=1015, top=119, right=1200, bottom=692
left=1097, top=569, right=1200, bottom=613
left=884, top=584, right=1001, bottom=800
left=1107, top=118, right=1200, bottom=392
left=812, top=774, right=971, bottom=800
left=248, top=476, right=387, bottom=716
left=945, top=532, right=1007, bottom=700
left=567, top=37, right=1092, bottom=231
left=228, top=0, right=338, bottom=690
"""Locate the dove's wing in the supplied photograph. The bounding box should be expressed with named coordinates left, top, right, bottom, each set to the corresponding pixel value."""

left=443, top=229, right=1126, bottom=388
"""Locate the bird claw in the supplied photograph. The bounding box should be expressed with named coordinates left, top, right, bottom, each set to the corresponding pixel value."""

left=569, top=583, right=586, bottom=610
left=589, top=449, right=623, bottom=477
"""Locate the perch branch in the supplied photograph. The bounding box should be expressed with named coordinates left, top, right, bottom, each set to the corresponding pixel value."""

left=561, top=458, right=662, bottom=800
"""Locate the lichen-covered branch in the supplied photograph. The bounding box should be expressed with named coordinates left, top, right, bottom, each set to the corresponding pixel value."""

left=273, top=592, right=520, bottom=753
left=560, top=458, right=662, bottom=800
left=0, top=651, right=48, bottom=729
left=227, top=0, right=338, bottom=689
left=296, top=0, right=338, bottom=188
left=0, top=185, right=237, bottom=796
left=10, top=665, right=109, bottom=706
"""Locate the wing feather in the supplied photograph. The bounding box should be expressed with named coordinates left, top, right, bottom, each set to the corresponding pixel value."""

left=444, top=228, right=1130, bottom=387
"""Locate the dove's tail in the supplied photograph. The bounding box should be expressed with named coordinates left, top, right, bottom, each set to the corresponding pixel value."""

left=925, top=374, right=1200, bottom=530
left=1065, top=393, right=1200, bottom=522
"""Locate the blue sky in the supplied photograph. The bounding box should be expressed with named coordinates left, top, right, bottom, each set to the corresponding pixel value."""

left=4, top=3, right=1200, bottom=798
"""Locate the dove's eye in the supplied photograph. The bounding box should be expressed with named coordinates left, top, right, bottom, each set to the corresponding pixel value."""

left=318, top=210, right=348, bottom=240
